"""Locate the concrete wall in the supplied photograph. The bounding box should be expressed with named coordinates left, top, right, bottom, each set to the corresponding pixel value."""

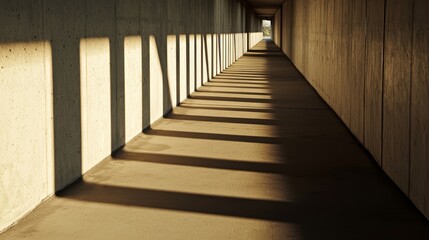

left=249, top=32, right=264, bottom=49
left=273, top=9, right=281, bottom=46
left=0, top=0, right=263, bottom=232
left=0, top=1, right=54, bottom=231
left=281, top=0, right=429, bottom=219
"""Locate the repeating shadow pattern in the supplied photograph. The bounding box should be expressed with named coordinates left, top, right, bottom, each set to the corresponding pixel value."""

left=59, top=40, right=429, bottom=239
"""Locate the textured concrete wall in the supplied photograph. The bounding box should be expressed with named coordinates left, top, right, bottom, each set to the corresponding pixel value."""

left=189, top=34, right=196, bottom=93
left=0, top=0, right=54, bottom=232
left=0, top=0, right=262, bottom=232
left=281, top=0, right=429, bottom=219
left=273, top=9, right=281, bottom=46
left=410, top=0, right=429, bottom=218
left=249, top=32, right=263, bottom=49
left=179, top=34, right=187, bottom=102
left=196, top=34, right=202, bottom=88
left=281, top=1, right=292, bottom=56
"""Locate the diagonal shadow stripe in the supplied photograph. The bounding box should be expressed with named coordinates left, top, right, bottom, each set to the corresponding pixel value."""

left=58, top=181, right=295, bottom=222
left=203, top=83, right=273, bottom=89
left=189, top=95, right=274, bottom=104
left=195, top=90, right=272, bottom=96
left=144, top=128, right=282, bottom=144
left=114, top=150, right=288, bottom=175
left=165, top=112, right=279, bottom=125
left=208, top=80, right=272, bottom=86
left=178, top=104, right=276, bottom=113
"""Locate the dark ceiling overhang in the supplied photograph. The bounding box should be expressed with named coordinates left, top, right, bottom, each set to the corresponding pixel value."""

left=246, top=0, right=284, bottom=17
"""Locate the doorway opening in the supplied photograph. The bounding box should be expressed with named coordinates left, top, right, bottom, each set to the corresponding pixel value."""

left=262, top=20, right=272, bottom=39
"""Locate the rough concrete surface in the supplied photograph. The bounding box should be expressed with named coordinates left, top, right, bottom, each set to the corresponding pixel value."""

left=278, top=0, right=429, bottom=219
left=0, top=0, right=263, bottom=232
left=1, top=41, right=428, bottom=240
left=0, top=1, right=53, bottom=232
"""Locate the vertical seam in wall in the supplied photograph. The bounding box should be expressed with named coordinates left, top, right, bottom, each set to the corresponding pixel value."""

left=290, top=0, right=292, bottom=53
left=408, top=0, right=415, bottom=197
left=176, top=32, right=180, bottom=105
left=280, top=8, right=282, bottom=49
left=363, top=0, right=367, bottom=146
left=113, top=0, right=118, bottom=149
left=138, top=0, right=141, bottom=40
left=192, top=33, right=198, bottom=92
left=381, top=0, right=387, bottom=168
left=139, top=0, right=145, bottom=128
left=84, top=0, right=88, bottom=164
left=42, top=0, right=48, bottom=195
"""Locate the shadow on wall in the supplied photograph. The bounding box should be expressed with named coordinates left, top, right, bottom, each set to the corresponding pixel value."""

left=49, top=40, right=429, bottom=239
left=0, top=0, right=263, bottom=232
left=280, top=0, right=429, bottom=220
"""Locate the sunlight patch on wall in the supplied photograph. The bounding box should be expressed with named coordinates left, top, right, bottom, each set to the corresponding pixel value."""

left=205, top=34, right=212, bottom=83
left=196, top=34, right=202, bottom=89
left=179, top=34, right=187, bottom=102
left=124, top=36, right=142, bottom=143
left=243, top=33, right=248, bottom=53
left=0, top=41, right=53, bottom=232
left=167, top=35, right=177, bottom=108
left=189, top=34, right=195, bottom=93
left=149, top=35, right=163, bottom=123
left=212, top=34, right=218, bottom=77
left=202, top=35, right=208, bottom=84
left=80, top=37, right=112, bottom=173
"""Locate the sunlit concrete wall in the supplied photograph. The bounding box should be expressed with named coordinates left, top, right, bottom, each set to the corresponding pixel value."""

left=0, top=1, right=54, bottom=232
left=249, top=32, right=264, bottom=49
left=273, top=9, right=281, bottom=46
left=0, top=0, right=262, bottom=232
left=281, top=0, right=429, bottom=219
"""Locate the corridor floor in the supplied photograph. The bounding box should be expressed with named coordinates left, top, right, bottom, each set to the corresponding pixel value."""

left=2, top=40, right=429, bottom=240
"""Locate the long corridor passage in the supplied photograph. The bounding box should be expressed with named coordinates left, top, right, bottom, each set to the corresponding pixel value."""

left=2, top=40, right=429, bottom=240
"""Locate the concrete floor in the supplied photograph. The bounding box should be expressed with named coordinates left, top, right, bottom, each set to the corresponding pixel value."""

left=1, top=40, right=428, bottom=240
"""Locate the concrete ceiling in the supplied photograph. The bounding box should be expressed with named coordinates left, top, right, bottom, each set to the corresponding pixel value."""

left=246, top=0, right=284, bottom=17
